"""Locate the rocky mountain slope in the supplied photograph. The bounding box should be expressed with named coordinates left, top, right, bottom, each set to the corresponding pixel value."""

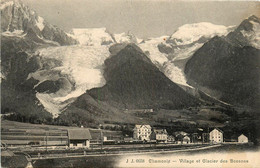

left=1, top=0, right=77, bottom=120
left=139, top=22, right=234, bottom=88
left=185, top=15, right=260, bottom=108
left=88, top=44, right=199, bottom=109
left=2, top=0, right=258, bottom=125
left=1, top=0, right=77, bottom=45
left=60, top=44, right=200, bottom=125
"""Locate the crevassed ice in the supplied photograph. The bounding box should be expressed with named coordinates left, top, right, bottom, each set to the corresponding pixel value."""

left=163, top=62, right=191, bottom=87
left=72, top=28, right=114, bottom=45
left=31, top=22, right=232, bottom=116
left=139, top=36, right=169, bottom=65
left=32, top=45, right=111, bottom=116
left=139, top=36, right=193, bottom=86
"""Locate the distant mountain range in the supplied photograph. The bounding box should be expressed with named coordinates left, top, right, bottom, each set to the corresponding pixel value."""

left=1, top=0, right=259, bottom=126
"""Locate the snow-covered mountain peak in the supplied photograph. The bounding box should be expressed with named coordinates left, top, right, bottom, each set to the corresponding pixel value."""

left=72, top=28, right=114, bottom=46
left=1, top=0, right=77, bottom=45
left=139, top=23, right=233, bottom=87
left=240, top=15, right=260, bottom=49
left=247, top=15, right=260, bottom=24
left=114, top=31, right=142, bottom=44
left=167, top=22, right=230, bottom=46
left=227, top=15, right=260, bottom=49
left=0, top=0, right=26, bottom=9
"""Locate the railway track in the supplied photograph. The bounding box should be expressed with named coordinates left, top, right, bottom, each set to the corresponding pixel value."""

left=28, top=144, right=221, bottom=160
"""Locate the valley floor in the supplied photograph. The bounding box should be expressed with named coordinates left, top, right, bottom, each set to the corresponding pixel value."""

left=1, top=143, right=257, bottom=168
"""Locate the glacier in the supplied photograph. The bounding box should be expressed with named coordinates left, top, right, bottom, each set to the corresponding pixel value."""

left=72, top=28, right=114, bottom=46
left=28, top=22, right=233, bottom=117
left=30, top=45, right=111, bottom=117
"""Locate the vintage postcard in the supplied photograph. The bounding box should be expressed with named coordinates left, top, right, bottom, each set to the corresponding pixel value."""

left=1, top=0, right=260, bottom=167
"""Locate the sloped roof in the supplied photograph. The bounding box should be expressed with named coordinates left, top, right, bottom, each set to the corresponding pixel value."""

left=183, top=136, right=190, bottom=141
left=68, top=129, right=92, bottom=140
left=210, top=128, right=223, bottom=133
left=153, top=128, right=167, bottom=134
left=238, top=134, right=248, bottom=138
left=134, top=125, right=151, bottom=129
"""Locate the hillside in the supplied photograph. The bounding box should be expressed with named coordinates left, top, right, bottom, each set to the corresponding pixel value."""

left=1, top=0, right=78, bottom=121
left=90, top=44, right=199, bottom=109
left=139, top=22, right=233, bottom=87
left=59, top=44, right=200, bottom=126
left=185, top=16, right=260, bottom=108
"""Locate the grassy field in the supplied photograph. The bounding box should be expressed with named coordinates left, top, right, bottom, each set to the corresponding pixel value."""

left=1, top=120, right=122, bottom=146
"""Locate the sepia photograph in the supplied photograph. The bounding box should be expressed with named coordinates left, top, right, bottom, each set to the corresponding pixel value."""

left=1, top=0, right=260, bottom=167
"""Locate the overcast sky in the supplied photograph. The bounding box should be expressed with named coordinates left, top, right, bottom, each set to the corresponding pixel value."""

left=21, top=0, right=260, bottom=38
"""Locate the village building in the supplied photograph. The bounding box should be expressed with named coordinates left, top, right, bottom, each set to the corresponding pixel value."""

left=209, top=128, right=223, bottom=144
left=238, top=134, right=248, bottom=143
left=167, top=135, right=175, bottom=142
left=173, top=131, right=188, bottom=137
left=151, top=128, right=168, bottom=142
left=174, top=131, right=188, bottom=144
left=183, top=136, right=191, bottom=144
left=191, top=133, right=199, bottom=143
left=202, top=133, right=210, bottom=143
left=68, top=129, right=92, bottom=148
left=133, top=125, right=152, bottom=141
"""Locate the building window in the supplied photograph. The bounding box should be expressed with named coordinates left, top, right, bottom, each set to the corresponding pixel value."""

left=73, top=143, right=77, bottom=146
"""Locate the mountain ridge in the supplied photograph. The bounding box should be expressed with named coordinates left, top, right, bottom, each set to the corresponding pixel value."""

left=185, top=15, right=260, bottom=109
left=1, top=0, right=78, bottom=46
left=1, top=0, right=258, bottom=121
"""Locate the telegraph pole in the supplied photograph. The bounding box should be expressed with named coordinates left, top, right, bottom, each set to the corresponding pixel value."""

left=100, top=130, right=103, bottom=150
left=46, top=132, right=48, bottom=152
